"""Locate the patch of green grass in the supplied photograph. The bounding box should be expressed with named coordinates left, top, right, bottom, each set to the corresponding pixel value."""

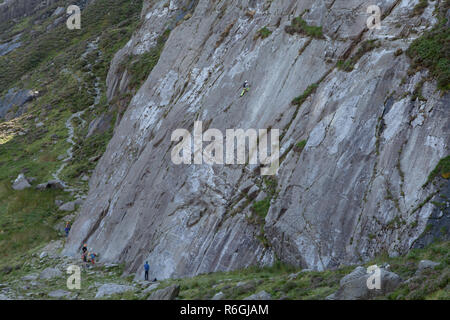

left=252, top=197, right=271, bottom=219
left=255, top=26, right=272, bottom=40
left=337, top=40, right=380, bottom=72
left=121, top=28, right=171, bottom=90
left=411, top=0, right=428, bottom=17
left=407, top=2, right=450, bottom=91
left=292, top=83, right=318, bottom=106
left=285, top=16, right=324, bottom=39
left=424, top=155, right=450, bottom=186
left=0, top=181, right=67, bottom=269
left=294, top=140, right=307, bottom=152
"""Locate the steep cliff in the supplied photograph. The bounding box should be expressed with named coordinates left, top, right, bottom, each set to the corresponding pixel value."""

left=64, top=0, right=449, bottom=280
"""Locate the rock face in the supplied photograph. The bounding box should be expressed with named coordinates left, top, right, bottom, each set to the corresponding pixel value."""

left=147, top=284, right=180, bottom=300
left=0, top=0, right=59, bottom=24
left=328, top=266, right=402, bottom=300
left=0, top=88, right=36, bottom=120
left=65, top=0, right=449, bottom=280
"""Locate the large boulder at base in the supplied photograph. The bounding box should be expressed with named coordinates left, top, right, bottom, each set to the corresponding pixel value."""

left=39, top=267, right=62, bottom=280
left=95, top=283, right=136, bottom=298
left=327, top=266, right=402, bottom=300
left=147, top=284, right=180, bottom=300
left=243, top=290, right=272, bottom=300
left=12, top=174, right=31, bottom=190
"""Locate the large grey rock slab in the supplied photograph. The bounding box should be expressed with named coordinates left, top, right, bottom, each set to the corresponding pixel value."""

left=95, top=283, right=136, bottom=298
left=147, top=284, right=180, bottom=300
left=64, top=0, right=449, bottom=280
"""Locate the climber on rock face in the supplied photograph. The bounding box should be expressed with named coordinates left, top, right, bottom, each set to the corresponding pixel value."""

left=240, top=80, right=250, bottom=97
left=144, top=261, right=150, bottom=281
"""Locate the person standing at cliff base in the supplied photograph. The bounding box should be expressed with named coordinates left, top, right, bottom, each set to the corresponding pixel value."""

left=81, top=244, right=88, bottom=262
left=144, top=261, right=150, bottom=281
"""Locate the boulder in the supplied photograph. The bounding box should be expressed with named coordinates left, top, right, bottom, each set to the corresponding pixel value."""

left=244, top=290, right=272, bottom=300
left=417, top=260, right=440, bottom=274
left=12, top=174, right=31, bottom=190
left=142, top=283, right=160, bottom=294
left=36, top=180, right=64, bottom=190
left=52, top=6, right=64, bottom=16
left=39, top=267, right=62, bottom=280
left=147, top=284, right=180, bottom=300
left=21, top=273, right=39, bottom=281
left=59, top=201, right=76, bottom=212
left=95, top=283, right=136, bottom=298
left=327, top=266, right=402, bottom=300
left=212, top=291, right=225, bottom=300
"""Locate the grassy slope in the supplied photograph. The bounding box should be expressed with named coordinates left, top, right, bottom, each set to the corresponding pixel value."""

left=0, top=0, right=143, bottom=269
left=0, top=240, right=447, bottom=300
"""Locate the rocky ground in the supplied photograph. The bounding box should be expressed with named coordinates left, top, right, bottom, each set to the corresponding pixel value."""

left=0, top=236, right=448, bottom=300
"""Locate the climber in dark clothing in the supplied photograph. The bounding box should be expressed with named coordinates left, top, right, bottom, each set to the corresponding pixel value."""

left=144, top=261, right=150, bottom=281
left=81, top=244, right=88, bottom=262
